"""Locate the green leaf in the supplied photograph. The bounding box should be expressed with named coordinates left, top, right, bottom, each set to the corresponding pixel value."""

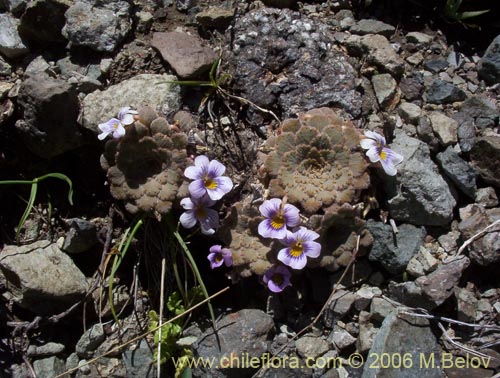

left=457, top=9, right=490, bottom=20
left=16, top=182, right=38, bottom=242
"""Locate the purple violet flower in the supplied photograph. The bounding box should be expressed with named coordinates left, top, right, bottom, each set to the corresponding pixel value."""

left=258, top=198, right=300, bottom=239
left=97, top=106, right=138, bottom=140
left=360, top=130, right=404, bottom=176
left=184, top=155, right=233, bottom=201
left=179, top=195, right=219, bottom=235
left=277, top=227, right=321, bottom=270
left=207, top=245, right=233, bottom=269
left=263, top=265, right=291, bottom=293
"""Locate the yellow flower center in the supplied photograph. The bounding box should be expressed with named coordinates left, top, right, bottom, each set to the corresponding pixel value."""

left=289, top=241, right=304, bottom=257
left=204, top=177, right=218, bottom=190
left=379, top=149, right=387, bottom=161
left=272, top=273, right=283, bottom=285
left=215, top=254, right=223, bottom=262
left=113, top=122, right=120, bottom=130
left=270, top=213, right=285, bottom=230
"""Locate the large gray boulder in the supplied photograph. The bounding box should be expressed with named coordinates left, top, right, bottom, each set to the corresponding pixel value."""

left=382, top=130, right=456, bottom=226
left=478, top=34, right=500, bottom=84
left=0, top=240, right=88, bottom=315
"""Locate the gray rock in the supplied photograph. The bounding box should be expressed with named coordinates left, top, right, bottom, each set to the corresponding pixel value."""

left=122, top=340, right=157, bottom=378
left=76, top=323, right=105, bottom=359
left=423, top=59, right=449, bottom=73
left=460, top=96, right=499, bottom=130
left=61, top=218, right=98, bottom=254
left=371, top=73, right=398, bottom=109
left=356, top=311, right=378, bottom=354
left=398, top=102, right=422, bottom=124
left=454, top=112, right=476, bottom=152
left=424, top=79, right=466, bottom=104
left=230, top=8, right=362, bottom=118
left=366, top=220, right=426, bottom=274
left=478, top=34, right=500, bottom=84
left=323, top=290, right=356, bottom=326
left=0, top=241, right=88, bottom=315
left=27, top=342, right=65, bottom=358
left=406, top=246, right=439, bottom=277
left=387, top=281, right=435, bottom=310
left=80, top=73, right=181, bottom=132
left=354, top=286, right=382, bottom=311
left=295, top=334, right=329, bottom=359
left=370, top=297, right=401, bottom=322
left=16, top=73, right=83, bottom=158
left=428, top=111, right=458, bottom=146
left=346, top=34, right=404, bottom=77
left=437, top=231, right=460, bottom=253
left=416, top=256, right=471, bottom=308
left=328, top=327, right=356, bottom=350
left=406, top=31, right=433, bottom=44
left=65, top=352, right=79, bottom=371
left=458, top=204, right=500, bottom=265
left=350, top=19, right=395, bottom=37
left=361, top=312, right=441, bottom=378
left=0, top=54, right=11, bottom=76
left=62, top=0, right=132, bottom=52
left=455, top=287, right=477, bottom=322
left=135, top=11, right=153, bottom=34
left=195, top=7, right=235, bottom=29
left=193, top=309, right=274, bottom=378
left=0, top=13, right=29, bottom=58
left=24, top=55, right=51, bottom=76
left=33, top=356, right=65, bottom=377
left=436, top=146, right=477, bottom=198
left=475, top=187, right=498, bottom=208
left=151, top=32, right=217, bottom=79
left=383, top=130, right=456, bottom=226
left=469, top=135, right=500, bottom=188
left=399, top=73, right=423, bottom=101
left=175, top=0, right=196, bottom=12
left=18, top=0, right=69, bottom=47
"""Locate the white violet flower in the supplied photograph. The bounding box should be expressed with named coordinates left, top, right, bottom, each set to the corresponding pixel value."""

left=360, top=131, right=404, bottom=176
left=97, top=107, right=138, bottom=140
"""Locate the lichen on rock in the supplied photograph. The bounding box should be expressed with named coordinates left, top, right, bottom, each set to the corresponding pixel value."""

left=100, top=106, right=190, bottom=219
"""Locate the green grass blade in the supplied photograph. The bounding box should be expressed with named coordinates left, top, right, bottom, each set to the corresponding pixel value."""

left=458, top=9, right=490, bottom=19
left=16, top=182, right=38, bottom=242
left=161, top=80, right=214, bottom=87
left=172, top=230, right=217, bottom=332
left=37, top=173, right=74, bottom=206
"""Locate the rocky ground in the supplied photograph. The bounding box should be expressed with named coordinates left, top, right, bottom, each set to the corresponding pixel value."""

left=0, top=0, right=500, bottom=377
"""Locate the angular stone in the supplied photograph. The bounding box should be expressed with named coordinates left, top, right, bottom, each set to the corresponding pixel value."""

left=428, top=111, right=458, bottom=146
left=361, top=312, right=441, bottom=378
left=0, top=55, right=12, bottom=76
left=436, top=146, right=476, bottom=198
left=415, top=256, right=470, bottom=307
left=151, top=32, right=218, bottom=79
left=27, top=343, right=65, bottom=358
left=61, top=218, right=98, bottom=254
left=16, top=73, right=83, bottom=158
left=406, top=31, right=433, bottom=44
left=370, top=297, right=400, bottom=322
left=398, top=102, right=422, bottom=124
left=346, top=34, right=404, bottom=77
left=296, top=334, right=329, bottom=359
left=193, top=309, right=274, bottom=378
left=475, top=187, right=498, bottom=208
left=366, top=220, right=426, bottom=274
left=423, top=59, right=449, bottom=73
left=425, top=79, right=466, bottom=104
left=329, top=327, right=357, bottom=350
left=33, top=357, right=65, bottom=377
left=454, top=112, right=476, bottom=152
left=81, top=74, right=181, bottom=132
left=18, top=0, right=69, bottom=47
left=458, top=204, right=500, bottom=266
left=371, top=73, right=399, bottom=109
left=478, top=34, right=500, bottom=84
left=195, top=7, right=235, bottom=29
left=460, top=96, right=499, bottom=130
left=350, top=19, right=395, bottom=37
left=356, top=311, right=378, bottom=354
left=75, top=323, right=105, bottom=358
left=383, top=130, right=456, bottom=226
left=62, top=0, right=132, bottom=52
left=0, top=13, right=28, bottom=58
left=0, top=241, right=88, bottom=315
left=406, top=246, right=439, bottom=277
left=469, top=135, right=500, bottom=188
